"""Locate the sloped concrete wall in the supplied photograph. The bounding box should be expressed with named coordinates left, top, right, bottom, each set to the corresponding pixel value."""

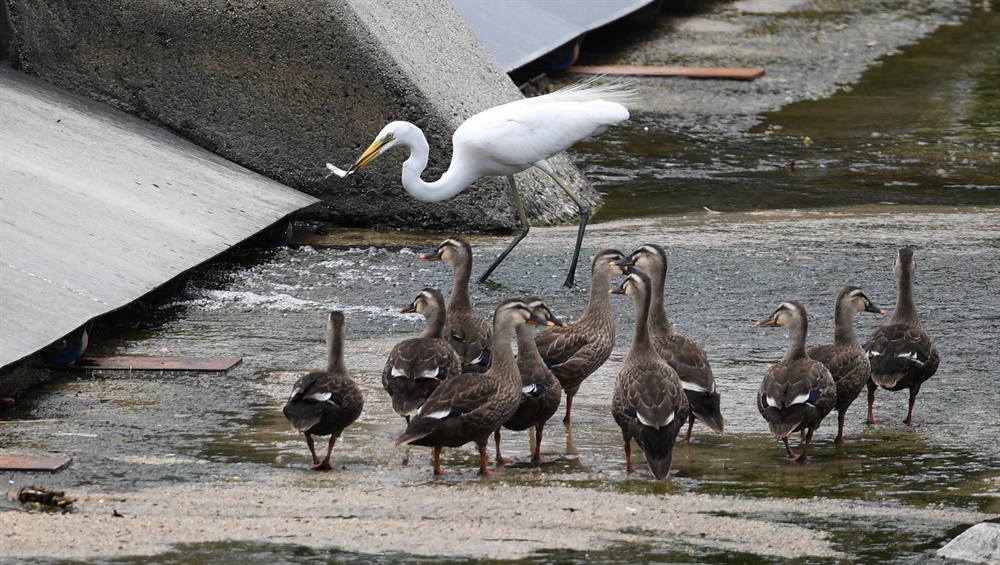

left=0, top=68, right=318, bottom=372
left=2, top=0, right=599, bottom=233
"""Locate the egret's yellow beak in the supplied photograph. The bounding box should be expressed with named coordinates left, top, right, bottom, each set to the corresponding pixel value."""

left=347, top=135, right=390, bottom=175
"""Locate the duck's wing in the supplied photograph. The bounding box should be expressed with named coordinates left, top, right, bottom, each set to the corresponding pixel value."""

left=618, top=362, right=684, bottom=431
left=395, top=371, right=504, bottom=446
left=446, top=314, right=492, bottom=367
left=808, top=344, right=866, bottom=384
left=283, top=370, right=352, bottom=432
left=865, top=324, right=938, bottom=375
left=757, top=360, right=834, bottom=437
left=384, top=338, right=462, bottom=383
left=383, top=338, right=462, bottom=417
left=535, top=325, right=612, bottom=377
left=657, top=334, right=715, bottom=393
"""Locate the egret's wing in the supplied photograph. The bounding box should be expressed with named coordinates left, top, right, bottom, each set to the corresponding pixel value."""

left=459, top=99, right=628, bottom=171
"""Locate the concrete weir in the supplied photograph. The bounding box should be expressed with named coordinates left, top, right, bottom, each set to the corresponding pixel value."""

left=2, top=0, right=599, bottom=233
left=0, top=68, right=318, bottom=375
left=0, top=0, right=605, bottom=388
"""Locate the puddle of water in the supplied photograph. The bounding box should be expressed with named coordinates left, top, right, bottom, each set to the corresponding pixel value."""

left=50, top=540, right=773, bottom=565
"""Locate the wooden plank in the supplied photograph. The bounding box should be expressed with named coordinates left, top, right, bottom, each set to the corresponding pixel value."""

left=568, top=65, right=766, bottom=80
left=0, top=455, right=72, bottom=472
left=69, top=356, right=242, bottom=372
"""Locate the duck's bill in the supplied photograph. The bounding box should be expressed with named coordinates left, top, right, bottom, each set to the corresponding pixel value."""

left=612, top=256, right=635, bottom=268
left=755, top=318, right=778, bottom=327
left=528, top=312, right=561, bottom=327
left=419, top=250, right=443, bottom=262
left=866, top=302, right=885, bottom=314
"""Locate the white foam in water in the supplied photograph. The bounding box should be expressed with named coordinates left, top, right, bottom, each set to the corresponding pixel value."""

left=316, top=258, right=358, bottom=269
left=185, top=289, right=320, bottom=312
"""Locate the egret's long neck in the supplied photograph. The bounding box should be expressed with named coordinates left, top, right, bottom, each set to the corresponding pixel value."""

left=397, top=125, right=479, bottom=203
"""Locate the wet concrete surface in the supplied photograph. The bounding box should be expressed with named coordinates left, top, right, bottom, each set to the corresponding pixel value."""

left=3, top=206, right=998, bottom=563
left=3, top=0, right=1000, bottom=562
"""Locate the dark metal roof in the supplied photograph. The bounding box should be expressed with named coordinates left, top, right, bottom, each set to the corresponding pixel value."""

left=450, top=0, right=659, bottom=72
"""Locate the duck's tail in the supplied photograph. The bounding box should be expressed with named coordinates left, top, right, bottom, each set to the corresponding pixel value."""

left=394, top=429, right=432, bottom=447
left=645, top=451, right=675, bottom=481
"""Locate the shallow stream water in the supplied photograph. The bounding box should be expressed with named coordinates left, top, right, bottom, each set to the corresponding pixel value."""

left=3, top=0, right=999, bottom=563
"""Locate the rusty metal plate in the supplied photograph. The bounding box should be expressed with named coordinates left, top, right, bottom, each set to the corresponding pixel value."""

left=568, top=65, right=766, bottom=81
left=70, top=357, right=242, bottom=372
left=0, top=455, right=72, bottom=471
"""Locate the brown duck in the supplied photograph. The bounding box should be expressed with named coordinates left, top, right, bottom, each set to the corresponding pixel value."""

left=421, top=237, right=492, bottom=371
left=757, top=301, right=836, bottom=462
left=383, top=288, right=463, bottom=422
left=864, top=248, right=940, bottom=425
left=283, top=312, right=364, bottom=470
left=611, top=269, right=690, bottom=479
left=806, top=286, right=883, bottom=443
left=535, top=248, right=626, bottom=426
left=395, top=299, right=560, bottom=475
left=494, top=297, right=565, bottom=464
left=617, top=244, right=723, bottom=442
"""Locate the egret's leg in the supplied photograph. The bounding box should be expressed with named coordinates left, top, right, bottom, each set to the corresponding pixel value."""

left=478, top=175, right=530, bottom=284
left=543, top=169, right=590, bottom=289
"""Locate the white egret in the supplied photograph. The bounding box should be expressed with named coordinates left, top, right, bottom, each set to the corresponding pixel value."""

left=337, top=79, right=633, bottom=288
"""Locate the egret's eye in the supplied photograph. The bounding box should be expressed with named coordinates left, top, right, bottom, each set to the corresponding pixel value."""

left=384, top=133, right=395, bottom=142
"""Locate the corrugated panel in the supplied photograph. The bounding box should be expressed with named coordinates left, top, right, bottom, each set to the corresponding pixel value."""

left=0, top=69, right=318, bottom=369
left=450, top=0, right=659, bottom=72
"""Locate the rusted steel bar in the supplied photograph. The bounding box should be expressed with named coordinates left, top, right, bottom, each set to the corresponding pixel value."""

left=568, top=65, right=765, bottom=80
left=69, top=357, right=242, bottom=372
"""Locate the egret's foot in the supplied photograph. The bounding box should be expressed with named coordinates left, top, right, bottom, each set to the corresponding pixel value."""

left=311, top=460, right=334, bottom=471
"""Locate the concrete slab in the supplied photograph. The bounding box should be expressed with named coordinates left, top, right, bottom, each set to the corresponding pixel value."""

left=1, top=0, right=601, bottom=233
left=937, top=522, right=1000, bottom=564
left=0, top=68, right=317, bottom=369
